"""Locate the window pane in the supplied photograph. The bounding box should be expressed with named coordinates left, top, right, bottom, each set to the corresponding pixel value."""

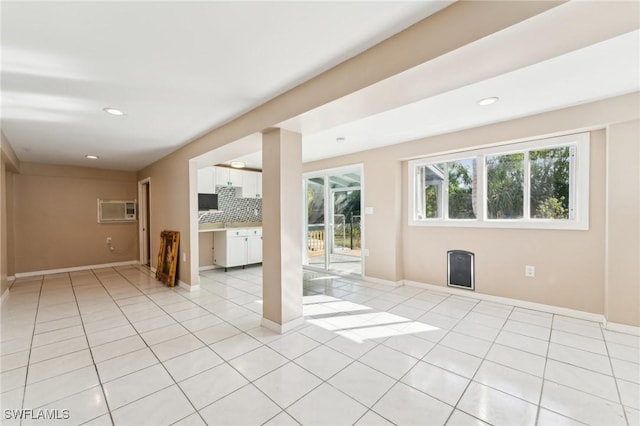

left=530, top=146, right=570, bottom=219
left=424, top=164, right=445, bottom=218
left=448, top=159, right=476, bottom=219
left=486, top=153, right=524, bottom=219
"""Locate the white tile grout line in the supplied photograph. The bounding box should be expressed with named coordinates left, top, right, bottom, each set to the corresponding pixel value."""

left=535, top=311, right=556, bottom=426
left=67, top=271, right=116, bottom=426
left=601, top=320, right=631, bottom=426
left=18, top=274, right=45, bottom=426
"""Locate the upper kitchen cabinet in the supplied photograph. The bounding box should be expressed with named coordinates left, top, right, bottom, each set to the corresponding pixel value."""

left=215, top=166, right=243, bottom=188
left=241, top=171, right=262, bottom=199
left=197, top=166, right=216, bottom=193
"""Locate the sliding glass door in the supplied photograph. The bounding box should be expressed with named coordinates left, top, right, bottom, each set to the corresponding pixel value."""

left=304, top=167, right=362, bottom=275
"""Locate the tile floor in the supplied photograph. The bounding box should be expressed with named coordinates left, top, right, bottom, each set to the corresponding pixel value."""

left=1, top=265, right=639, bottom=426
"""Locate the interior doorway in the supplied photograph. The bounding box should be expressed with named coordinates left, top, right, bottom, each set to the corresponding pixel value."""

left=138, top=178, right=151, bottom=266
left=304, top=166, right=363, bottom=275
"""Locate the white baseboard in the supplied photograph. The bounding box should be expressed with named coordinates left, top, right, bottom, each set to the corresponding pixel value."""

left=178, top=280, right=200, bottom=292
left=1, top=287, right=10, bottom=305
left=363, top=276, right=403, bottom=288
left=261, top=317, right=305, bottom=334
left=199, top=265, right=218, bottom=271
left=14, top=260, right=140, bottom=278
left=605, top=321, right=640, bottom=336
left=403, top=280, right=606, bottom=325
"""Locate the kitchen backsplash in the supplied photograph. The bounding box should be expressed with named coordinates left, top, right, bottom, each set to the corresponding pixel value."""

left=199, top=186, right=262, bottom=224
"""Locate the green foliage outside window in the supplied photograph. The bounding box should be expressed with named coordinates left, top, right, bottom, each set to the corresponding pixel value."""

left=486, top=153, right=525, bottom=219
left=530, top=147, right=570, bottom=219
left=448, top=160, right=476, bottom=219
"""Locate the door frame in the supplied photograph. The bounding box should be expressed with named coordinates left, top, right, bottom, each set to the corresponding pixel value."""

left=138, top=177, right=151, bottom=266
left=303, top=163, right=364, bottom=277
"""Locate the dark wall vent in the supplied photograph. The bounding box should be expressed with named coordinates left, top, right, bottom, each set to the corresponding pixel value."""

left=447, top=250, right=474, bottom=290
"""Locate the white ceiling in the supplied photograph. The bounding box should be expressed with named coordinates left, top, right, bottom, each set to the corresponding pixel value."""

left=1, top=1, right=451, bottom=171
left=226, top=27, right=639, bottom=170
left=296, top=29, right=639, bottom=163
left=2, top=2, right=638, bottom=173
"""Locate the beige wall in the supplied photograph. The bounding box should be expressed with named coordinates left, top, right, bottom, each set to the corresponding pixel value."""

left=305, top=93, right=640, bottom=325
left=137, top=158, right=190, bottom=281
left=13, top=163, right=138, bottom=273
left=606, top=120, right=640, bottom=326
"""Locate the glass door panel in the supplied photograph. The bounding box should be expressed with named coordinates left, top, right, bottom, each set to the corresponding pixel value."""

left=305, top=177, right=326, bottom=270
left=329, top=188, right=361, bottom=274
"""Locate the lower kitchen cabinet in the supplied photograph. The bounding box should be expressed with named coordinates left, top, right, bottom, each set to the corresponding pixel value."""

left=247, top=229, right=263, bottom=264
left=214, top=228, right=262, bottom=270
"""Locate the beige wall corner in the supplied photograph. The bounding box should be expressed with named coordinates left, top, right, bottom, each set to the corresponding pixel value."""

left=1, top=131, right=20, bottom=174
left=606, top=119, right=640, bottom=327
left=1, top=131, right=20, bottom=298
left=261, top=128, right=303, bottom=328
left=1, top=157, right=6, bottom=298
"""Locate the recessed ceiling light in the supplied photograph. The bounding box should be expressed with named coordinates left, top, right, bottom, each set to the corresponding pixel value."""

left=477, top=97, right=499, bottom=106
left=103, top=107, right=125, bottom=116
left=230, top=161, right=245, bottom=168
left=336, top=137, right=346, bottom=143
left=85, top=155, right=99, bottom=160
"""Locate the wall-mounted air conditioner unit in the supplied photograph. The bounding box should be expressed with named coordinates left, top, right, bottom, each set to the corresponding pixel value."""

left=98, top=199, right=137, bottom=223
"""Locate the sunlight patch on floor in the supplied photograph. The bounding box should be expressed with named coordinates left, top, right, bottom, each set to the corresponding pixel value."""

left=303, top=294, right=440, bottom=343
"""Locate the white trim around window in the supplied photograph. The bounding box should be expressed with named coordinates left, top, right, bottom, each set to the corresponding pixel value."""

left=408, top=132, right=590, bottom=230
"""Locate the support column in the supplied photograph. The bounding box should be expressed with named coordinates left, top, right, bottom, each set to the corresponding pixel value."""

left=261, top=128, right=303, bottom=333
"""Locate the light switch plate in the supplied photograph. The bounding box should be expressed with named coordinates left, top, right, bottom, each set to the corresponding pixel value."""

left=365, top=207, right=374, bottom=215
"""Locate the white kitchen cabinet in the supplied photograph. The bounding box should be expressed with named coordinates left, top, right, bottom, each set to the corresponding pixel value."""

left=215, top=167, right=243, bottom=188
left=229, top=169, right=243, bottom=187
left=215, top=166, right=229, bottom=187
left=213, top=228, right=262, bottom=271
left=247, top=228, right=263, bottom=264
left=257, top=173, right=262, bottom=198
left=197, top=166, right=215, bottom=193
left=241, top=171, right=262, bottom=199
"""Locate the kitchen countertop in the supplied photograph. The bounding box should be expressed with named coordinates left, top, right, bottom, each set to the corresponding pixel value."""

left=198, top=223, right=262, bottom=233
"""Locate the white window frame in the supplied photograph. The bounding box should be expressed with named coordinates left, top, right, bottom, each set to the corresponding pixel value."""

left=408, top=132, right=590, bottom=230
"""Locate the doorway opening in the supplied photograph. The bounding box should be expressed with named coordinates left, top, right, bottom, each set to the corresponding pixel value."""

left=138, top=178, right=151, bottom=267
left=304, top=165, right=363, bottom=276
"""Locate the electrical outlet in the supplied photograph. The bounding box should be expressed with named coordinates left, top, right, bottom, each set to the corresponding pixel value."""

left=364, top=248, right=370, bottom=257
left=525, top=265, right=535, bottom=278
left=106, top=237, right=112, bottom=244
